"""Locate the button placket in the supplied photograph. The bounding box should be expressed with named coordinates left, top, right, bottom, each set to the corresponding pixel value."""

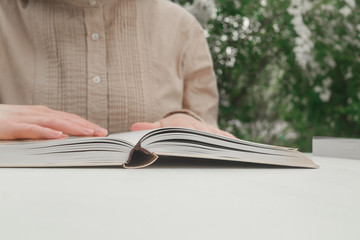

left=84, top=6, right=108, bottom=128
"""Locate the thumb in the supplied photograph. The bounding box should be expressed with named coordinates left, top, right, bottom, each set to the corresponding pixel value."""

left=131, top=121, right=161, bottom=131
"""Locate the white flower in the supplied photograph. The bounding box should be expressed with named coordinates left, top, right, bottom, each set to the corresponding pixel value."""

left=314, top=86, right=322, bottom=93
left=287, top=0, right=314, bottom=69
left=324, top=56, right=336, bottom=68
left=321, top=4, right=335, bottom=11
left=323, top=78, right=332, bottom=88
left=345, top=0, right=356, bottom=8
left=314, top=78, right=332, bottom=102
left=344, top=68, right=353, bottom=80
left=319, top=90, right=331, bottom=102
left=242, top=17, right=250, bottom=30
left=184, top=0, right=217, bottom=27
left=339, top=6, right=352, bottom=17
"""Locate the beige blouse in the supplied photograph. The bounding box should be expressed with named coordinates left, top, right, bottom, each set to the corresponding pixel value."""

left=0, top=0, right=219, bottom=133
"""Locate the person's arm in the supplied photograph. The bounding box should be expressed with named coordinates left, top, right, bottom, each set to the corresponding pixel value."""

left=132, top=29, right=234, bottom=138
left=0, top=104, right=108, bottom=140
left=181, top=29, right=219, bottom=127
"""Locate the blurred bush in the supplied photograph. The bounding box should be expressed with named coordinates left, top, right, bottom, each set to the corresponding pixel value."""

left=173, top=0, right=360, bottom=151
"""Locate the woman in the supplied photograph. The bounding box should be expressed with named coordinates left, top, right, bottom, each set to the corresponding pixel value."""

left=0, top=0, right=233, bottom=139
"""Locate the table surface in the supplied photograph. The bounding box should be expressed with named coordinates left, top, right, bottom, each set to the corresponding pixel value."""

left=0, top=155, right=359, bottom=240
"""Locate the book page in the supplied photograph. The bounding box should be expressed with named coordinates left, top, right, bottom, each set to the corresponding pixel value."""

left=138, top=128, right=318, bottom=168
left=109, top=129, right=155, bottom=146
left=0, top=137, right=133, bottom=167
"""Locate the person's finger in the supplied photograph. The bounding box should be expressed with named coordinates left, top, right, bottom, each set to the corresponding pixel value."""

left=18, top=107, right=107, bottom=137
left=220, top=130, right=237, bottom=139
left=24, top=117, right=97, bottom=137
left=192, top=121, right=212, bottom=133
left=2, top=122, right=64, bottom=140
left=209, top=126, right=237, bottom=139
left=131, top=122, right=161, bottom=131
left=30, top=106, right=107, bottom=136
left=49, top=110, right=107, bottom=136
left=209, top=127, right=223, bottom=136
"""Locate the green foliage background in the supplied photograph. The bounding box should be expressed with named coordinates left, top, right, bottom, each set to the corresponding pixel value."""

left=173, top=0, right=360, bottom=151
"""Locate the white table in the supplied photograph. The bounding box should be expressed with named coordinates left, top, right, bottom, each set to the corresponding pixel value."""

left=0, top=155, right=359, bottom=240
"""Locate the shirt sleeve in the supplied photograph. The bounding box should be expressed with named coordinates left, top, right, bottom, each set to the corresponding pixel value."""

left=180, top=30, right=219, bottom=127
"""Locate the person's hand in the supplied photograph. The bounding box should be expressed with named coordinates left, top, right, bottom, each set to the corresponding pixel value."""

left=131, top=113, right=236, bottom=138
left=0, top=104, right=108, bottom=140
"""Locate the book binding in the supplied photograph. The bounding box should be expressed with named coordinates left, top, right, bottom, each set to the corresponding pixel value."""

left=123, top=145, right=159, bottom=169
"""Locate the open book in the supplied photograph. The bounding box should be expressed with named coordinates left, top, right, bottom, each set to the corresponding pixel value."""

left=0, top=128, right=318, bottom=168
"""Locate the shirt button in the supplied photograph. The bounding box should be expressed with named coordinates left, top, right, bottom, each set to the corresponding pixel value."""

left=91, top=33, right=99, bottom=41
left=92, top=76, right=101, bottom=83
left=89, top=0, right=97, bottom=6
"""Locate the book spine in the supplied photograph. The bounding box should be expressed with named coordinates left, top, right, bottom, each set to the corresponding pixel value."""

left=122, top=144, right=158, bottom=169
